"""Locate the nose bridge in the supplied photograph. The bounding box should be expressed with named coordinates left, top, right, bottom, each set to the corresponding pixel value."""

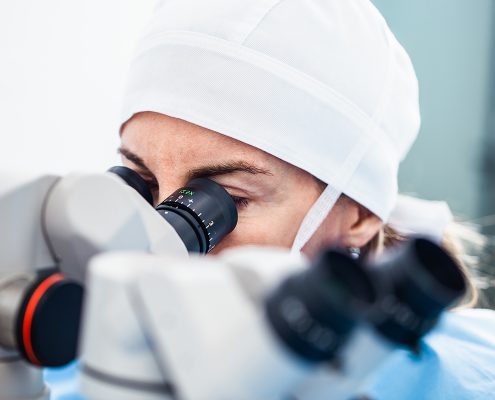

left=156, top=175, right=190, bottom=205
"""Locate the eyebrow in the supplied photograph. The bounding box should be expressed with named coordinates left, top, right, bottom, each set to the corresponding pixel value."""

left=187, top=161, right=272, bottom=181
left=118, top=146, right=273, bottom=181
left=118, top=147, right=154, bottom=176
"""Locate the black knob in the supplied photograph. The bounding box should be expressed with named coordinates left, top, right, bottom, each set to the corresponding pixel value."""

left=16, top=273, right=83, bottom=367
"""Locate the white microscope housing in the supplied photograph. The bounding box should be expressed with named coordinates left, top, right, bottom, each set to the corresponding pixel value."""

left=80, top=238, right=466, bottom=400
left=0, top=167, right=237, bottom=399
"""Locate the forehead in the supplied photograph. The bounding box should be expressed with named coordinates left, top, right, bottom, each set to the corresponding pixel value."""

left=120, top=112, right=286, bottom=173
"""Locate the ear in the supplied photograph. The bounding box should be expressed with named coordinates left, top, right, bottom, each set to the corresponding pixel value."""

left=340, top=201, right=383, bottom=249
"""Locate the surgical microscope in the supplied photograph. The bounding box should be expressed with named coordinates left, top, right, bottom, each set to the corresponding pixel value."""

left=0, top=167, right=237, bottom=399
left=79, top=238, right=466, bottom=400
left=0, top=166, right=466, bottom=400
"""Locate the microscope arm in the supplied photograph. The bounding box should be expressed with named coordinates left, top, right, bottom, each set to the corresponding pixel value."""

left=44, top=172, right=188, bottom=283
left=0, top=170, right=188, bottom=399
left=0, top=173, right=60, bottom=400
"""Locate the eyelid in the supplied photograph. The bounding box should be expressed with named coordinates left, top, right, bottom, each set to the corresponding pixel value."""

left=121, top=157, right=157, bottom=182
left=130, top=168, right=158, bottom=186
left=231, top=195, right=250, bottom=209
left=126, top=167, right=159, bottom=192
left=214, top=181, right=258, bottom=199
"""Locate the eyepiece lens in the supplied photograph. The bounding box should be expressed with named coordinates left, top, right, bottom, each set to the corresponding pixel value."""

left=156, top=178, right=237, bottom=254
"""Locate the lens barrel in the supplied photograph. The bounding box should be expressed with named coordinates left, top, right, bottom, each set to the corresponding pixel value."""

left=266, top=238, right=466, bottom=363
left=156, top=178, right=238, bottom=254
left=369, top=238, right=467, bottom=348
left=266, top=250, right=377, bottom=363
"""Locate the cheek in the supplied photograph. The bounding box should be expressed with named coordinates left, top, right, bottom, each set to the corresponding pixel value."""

left=209, top=174, right=322, bottom=254
left=210, top=206, right=309, bottom=254
left=210, top=224, right=295, bottom=254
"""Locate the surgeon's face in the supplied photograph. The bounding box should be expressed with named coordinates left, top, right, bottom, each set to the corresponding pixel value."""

left=120, top=112, right=375, bottom=257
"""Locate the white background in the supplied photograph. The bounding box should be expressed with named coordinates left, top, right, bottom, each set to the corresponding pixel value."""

left=0, top=0, right=156, bottom=174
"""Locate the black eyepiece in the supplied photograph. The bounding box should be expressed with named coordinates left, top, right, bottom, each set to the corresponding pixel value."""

left=266, top=250, right=377, bottom=363
left=156, top=178, right=238, bottom=254
left=370, top=237, right=467, bottom=348
left=265, top=238, right=467, bottom=361
left=108, top=166, right=238, bottom=254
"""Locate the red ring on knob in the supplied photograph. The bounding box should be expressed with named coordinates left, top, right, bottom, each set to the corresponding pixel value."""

left=21, top=273, right=64, bottom=366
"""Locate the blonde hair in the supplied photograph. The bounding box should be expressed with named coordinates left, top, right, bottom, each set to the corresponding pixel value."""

left=362, top=222, right=484, bottom=308
left=313, top=179, right=487, bottom=308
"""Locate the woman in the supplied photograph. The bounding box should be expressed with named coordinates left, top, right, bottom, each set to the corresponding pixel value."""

left=47, top=0, right=495, bottom=398
left=118, top=0, right=473, bottom=296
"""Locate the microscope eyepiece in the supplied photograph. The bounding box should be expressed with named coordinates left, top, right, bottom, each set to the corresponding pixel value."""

left=265, top=237, right=467, bottom=363
left=109, top=166, right=238, bottom=254
left=156, top=178, right=238, bottom=254
left=266, top=251, right=377, bottom=363
left=370, top=238, right=467, bottom=348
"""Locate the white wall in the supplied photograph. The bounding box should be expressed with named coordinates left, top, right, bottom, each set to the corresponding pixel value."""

left=0, top=0, right=157, bottom=174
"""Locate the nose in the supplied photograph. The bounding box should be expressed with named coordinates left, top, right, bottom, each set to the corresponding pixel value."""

left=156, top=178, right=188, bottom=206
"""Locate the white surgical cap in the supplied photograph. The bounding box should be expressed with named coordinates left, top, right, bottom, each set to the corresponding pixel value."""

left=121, top=0, right=423, bottom=251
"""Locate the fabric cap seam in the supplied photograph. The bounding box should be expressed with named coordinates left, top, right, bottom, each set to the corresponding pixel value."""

left=132, top=30, right=397, bottom=159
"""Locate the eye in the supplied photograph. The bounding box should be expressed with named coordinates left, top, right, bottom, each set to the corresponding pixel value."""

left=231, top=195, right=250, bottom=209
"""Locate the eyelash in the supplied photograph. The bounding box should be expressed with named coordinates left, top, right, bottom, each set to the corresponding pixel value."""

left=231, top=196, right=250, bottom=209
